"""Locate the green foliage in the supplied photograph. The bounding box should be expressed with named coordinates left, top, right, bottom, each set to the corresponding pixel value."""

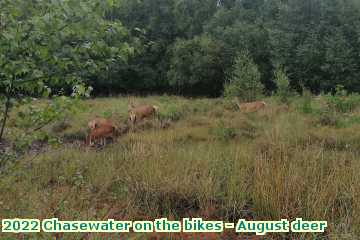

left=300, top=89, right=313, bottom=114
left=167, top=35, right=225, bottom=96
left=2, top=0, right=360, bottom=98
left=16, top=97, right=77, bottom=132
left=138, top=0, right=360, bottom=96
left=326, top=85, right=360, bottom=113
left=274, top=67, right=291, bottom=104
left=13, top=86, right=90, bottom=151
left=173, top=0, right=218, bottom=38
left=0, top=0, right=131, bottom=140
left=205, top=14, right=271, bottom=89
left=224, top=52, right=263, bottom=101
left=157, top=104, right=183, bottom=121
left=0, top=0, right=130, bottom=94
left=321, top=28, right=358, bottom=92
left=317, top=109, right=360, bottom=129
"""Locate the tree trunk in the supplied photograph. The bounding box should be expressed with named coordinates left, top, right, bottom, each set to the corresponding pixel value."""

left=0, top=95, right=11, bottom=142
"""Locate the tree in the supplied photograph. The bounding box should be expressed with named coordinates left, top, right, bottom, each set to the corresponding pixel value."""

left=294, top=28, right=324, bottom=93
left=173, top=0, right=218, bottom=38
left=321, top=28, right=358, bottom=93
left=274, top=66, right=291, bottom=104
left=204, top=3, right=274, bottom=92
left=167, top=35, right=226, bottom=96
left=114, top=0, right=179, bottom=93
left=0, top=0, right=131, bottom=141
left=2, top=0, right=360, bottom=102
left=224, top=52, right=263, bottom=102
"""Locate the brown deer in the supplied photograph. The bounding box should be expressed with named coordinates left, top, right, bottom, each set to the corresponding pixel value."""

left=85, top=124, right=116, bottom=146
left=128, top=104, right=159, bottom=124
left=87, top=117, right=114, bottom=130
left=234, top=98, right=266, bottom=113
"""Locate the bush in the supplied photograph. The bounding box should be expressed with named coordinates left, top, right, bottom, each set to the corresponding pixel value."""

left=326, top=85, right=360, bottom=113
left=157, top=104, right=184, bottom=121
left=274, top=67, right=291, bottom=104
left=223, top=51, right=263, bottom=102
left=301, top=89, right=313, bottom=114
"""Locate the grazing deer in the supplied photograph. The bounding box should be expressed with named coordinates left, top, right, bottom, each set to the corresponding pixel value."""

left=88, top=117, right=114, bottom=130
left=128, top=104, right=159, bottom=124
left=235, top=98, right=266, bottom=113
left=85, top=124, right=116, bottom=146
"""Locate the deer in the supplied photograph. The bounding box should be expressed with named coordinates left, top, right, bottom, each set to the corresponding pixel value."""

left=87, top=117, right=114, bottom=130
left=85, top=124, right=116, bottom=146
left=234, top=98, right=266, bottom=113
left=128, top=104, right=159, bottom=124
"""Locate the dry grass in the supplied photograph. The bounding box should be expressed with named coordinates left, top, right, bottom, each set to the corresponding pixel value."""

left=0, top=96, right=359, bottom=239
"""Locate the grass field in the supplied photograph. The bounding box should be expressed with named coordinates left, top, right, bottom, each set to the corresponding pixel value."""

left=0, top=95, right=360, bottom=239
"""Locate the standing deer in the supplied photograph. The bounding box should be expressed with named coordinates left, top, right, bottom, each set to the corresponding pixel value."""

left=87, top=117, right=114, bottom=130
left=85, top=124, right=116, bottom=146
left=234, top=98, right=266, bottom=113
left=128, top=104, right=159, bottom=124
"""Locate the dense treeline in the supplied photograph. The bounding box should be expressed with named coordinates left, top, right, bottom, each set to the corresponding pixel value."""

left=102, top=0, right=360, bottom=96
left=1, top=0, right=360, bottom=97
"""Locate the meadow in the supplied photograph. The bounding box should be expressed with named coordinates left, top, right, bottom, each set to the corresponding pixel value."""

left=0, top=95, right=360, bottom=239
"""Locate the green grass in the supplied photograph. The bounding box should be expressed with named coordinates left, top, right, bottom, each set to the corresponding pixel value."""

left=0, top=95, right=359, bottom=239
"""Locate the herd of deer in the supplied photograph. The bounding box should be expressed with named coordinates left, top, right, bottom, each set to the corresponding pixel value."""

left=85, top=99, right=268, bottom=147
left=85, top=103, right=159, bottom=146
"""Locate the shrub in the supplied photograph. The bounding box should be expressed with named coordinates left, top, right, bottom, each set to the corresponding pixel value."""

left=157, top=104, right=184, bottom=121
left=274, top=67, right=291, bottom=104
left=326, top=85, right=360, bottom=113
left=301, top=89, right=313, bottom=114
left=223, top=51, right=263, bottom=102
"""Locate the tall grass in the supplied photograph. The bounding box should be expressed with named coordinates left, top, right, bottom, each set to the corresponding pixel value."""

left=0, top=95, right=359, bottom=239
